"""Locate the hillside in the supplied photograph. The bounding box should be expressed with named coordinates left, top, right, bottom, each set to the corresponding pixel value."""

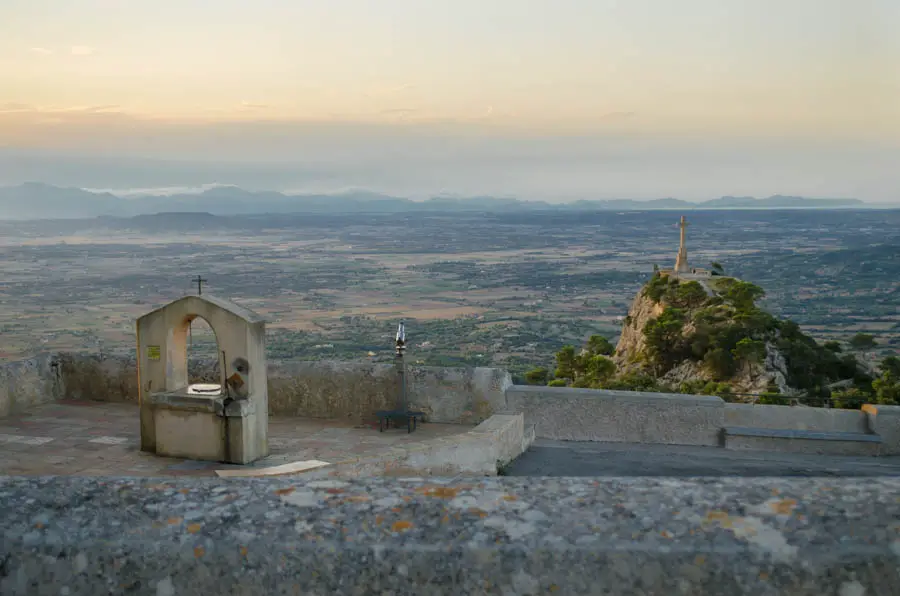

left=524, top=272, right=885, bottom=403
left=611, top=273, right=871, bottom=397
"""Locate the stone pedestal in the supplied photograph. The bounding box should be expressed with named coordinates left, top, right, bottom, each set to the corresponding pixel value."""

left=136, top=295, right=268, bottom=464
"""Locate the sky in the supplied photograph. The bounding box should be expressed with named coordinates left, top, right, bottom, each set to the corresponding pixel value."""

left=1, top=0, right=898, bottom=201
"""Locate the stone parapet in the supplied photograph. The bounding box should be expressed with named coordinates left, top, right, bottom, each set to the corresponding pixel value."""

left=0, top=354, right=62, bottom=418
left=2, top=476, right=899, bottom=595
left=505, top=385, right=724, bottom=446
left=269, top=360, right=511, bottom=424
left=33, top=353, right=511, bottom=425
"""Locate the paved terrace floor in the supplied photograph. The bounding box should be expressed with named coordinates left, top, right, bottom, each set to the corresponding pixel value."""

left=507, top=439, right=900, bottom=477
left=0, top=402, right=468, bottom=477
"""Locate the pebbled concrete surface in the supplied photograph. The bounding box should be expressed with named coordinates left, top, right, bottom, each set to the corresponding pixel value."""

left=505, top=439, right=900, bottom=477
left=2, top=475, right=900, bottom=595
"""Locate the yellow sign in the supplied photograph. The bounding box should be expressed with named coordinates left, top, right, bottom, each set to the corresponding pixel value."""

left=147, top=345, right=161, bottom=360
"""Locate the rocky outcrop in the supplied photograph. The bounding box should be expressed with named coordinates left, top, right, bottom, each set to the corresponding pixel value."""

left=612, top=277, right=801, bottom=398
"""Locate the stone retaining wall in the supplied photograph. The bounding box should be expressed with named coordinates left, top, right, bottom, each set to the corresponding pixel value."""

left=3, top=476, right=899, bottom=595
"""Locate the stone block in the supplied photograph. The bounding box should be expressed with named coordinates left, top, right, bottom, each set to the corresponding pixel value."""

left=153, top=408, right=226, bottom=461
left=863, top=404, right=900, bottom=455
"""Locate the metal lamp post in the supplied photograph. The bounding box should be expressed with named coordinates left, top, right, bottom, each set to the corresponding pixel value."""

left=395, top=321, right=407, bottom=411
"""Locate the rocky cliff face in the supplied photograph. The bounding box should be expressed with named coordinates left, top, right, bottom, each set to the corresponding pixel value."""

left=612, top=289, right=664, bottom=374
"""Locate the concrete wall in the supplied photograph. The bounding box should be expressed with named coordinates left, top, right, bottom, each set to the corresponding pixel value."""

left=505, top=385, right=725, bottom=446
left=725, top=403, right=869, bottom=433
left=0, top=354, right=63, bottom=418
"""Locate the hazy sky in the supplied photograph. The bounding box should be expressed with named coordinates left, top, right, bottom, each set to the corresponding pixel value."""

left=1, top=0, right=898, bottom=201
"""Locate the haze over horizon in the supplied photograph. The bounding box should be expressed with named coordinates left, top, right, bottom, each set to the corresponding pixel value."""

left=1, top=0, right=898, bottom=202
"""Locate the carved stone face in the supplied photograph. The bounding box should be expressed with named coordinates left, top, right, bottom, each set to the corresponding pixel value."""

left=226, top=357, right=250, bottom=399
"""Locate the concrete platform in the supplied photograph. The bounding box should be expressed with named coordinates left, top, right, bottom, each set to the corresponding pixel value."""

left=0, top=401, right=469, bottom=477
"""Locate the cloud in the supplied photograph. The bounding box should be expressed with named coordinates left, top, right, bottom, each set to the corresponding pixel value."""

left=379, top=108, right=417, bottom=116
left=240, top=101, right=268, bottom=110
left=70, top=46, right=94, bottom=55
left=80, top=105, right=120, bottom=113
left=29, top=47, right=53, bottom=55
left=0, top=103, right=34, bottom=113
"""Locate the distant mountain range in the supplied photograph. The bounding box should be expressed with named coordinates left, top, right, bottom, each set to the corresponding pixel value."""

left=0, top=182, right=872, bottom=220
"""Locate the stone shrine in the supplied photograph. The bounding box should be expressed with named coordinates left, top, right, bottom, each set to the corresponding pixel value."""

left=136, top=294, right=269, bottom=464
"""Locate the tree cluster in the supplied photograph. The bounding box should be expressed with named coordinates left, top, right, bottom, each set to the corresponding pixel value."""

left=524, top=334, right=618, bottom=389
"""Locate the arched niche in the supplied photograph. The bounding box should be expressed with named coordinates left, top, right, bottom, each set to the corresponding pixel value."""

left=183, top=314, right=221, bottom=393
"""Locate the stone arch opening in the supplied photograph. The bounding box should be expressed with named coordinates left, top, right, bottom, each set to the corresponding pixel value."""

left=183, top=315, right=221, bottom=395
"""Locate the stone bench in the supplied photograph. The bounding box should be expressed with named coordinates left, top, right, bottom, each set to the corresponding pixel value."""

left=3, top=476, right=900, bottom=595
left=723, top=426, right=883, bottom=456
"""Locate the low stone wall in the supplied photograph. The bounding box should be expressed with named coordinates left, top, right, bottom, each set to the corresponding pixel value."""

left=320, top=413, right=533, bottom=478
left=45, top=353, right=511, bottom=425
left=269, top=360, right=511, bottom=424
left=3, top=475, right=899, bottom=595
left=56, top=353, right=139, bottom=404
left=0, top=354, right=62, bottom=418
left=505, top=385, right=725, bottom=446
left=725, top=403, right=869, bottom=433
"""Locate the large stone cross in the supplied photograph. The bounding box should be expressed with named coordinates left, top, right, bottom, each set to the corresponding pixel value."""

left=675, top=216, right=689, bottom=272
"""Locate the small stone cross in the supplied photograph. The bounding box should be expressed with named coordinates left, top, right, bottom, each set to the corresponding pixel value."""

left=193, top=275, right=208, bottom=296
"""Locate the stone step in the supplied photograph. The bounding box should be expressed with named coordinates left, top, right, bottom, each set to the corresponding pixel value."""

left=723, top=426, right=882, bottom=456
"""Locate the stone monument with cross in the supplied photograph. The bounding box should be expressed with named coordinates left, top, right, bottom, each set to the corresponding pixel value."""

left=674, top=215, right=690, bottom=273
left=660, top=215, right=711, bottom=279
left=136, top=286, right=269, bottom=464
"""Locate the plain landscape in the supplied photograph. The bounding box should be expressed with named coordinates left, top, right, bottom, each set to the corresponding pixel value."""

left=1, top=202, right=897, bottom=382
